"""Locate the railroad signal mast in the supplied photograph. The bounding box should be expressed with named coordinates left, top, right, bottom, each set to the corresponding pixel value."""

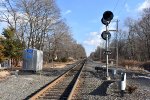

left=101, top=11, right=114, bottom=80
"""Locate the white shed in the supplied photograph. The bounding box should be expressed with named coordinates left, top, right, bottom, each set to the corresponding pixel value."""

left=23, top=49, right=43, bottom=71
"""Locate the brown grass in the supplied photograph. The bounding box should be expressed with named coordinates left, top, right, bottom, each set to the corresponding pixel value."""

left=0, top=70, right=10, bottom=78
left=119, top=60, right=140, bottom=67
left=43, top=61, right=76, bottom=68
left=119, top=60, right=144, bottom=71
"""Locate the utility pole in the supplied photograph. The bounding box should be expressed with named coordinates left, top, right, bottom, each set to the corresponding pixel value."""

left=109, top=19, right=119, bottom=68
left=99, top=47, right=102, bottom=62
left=116, top=20, right=119, bottom=68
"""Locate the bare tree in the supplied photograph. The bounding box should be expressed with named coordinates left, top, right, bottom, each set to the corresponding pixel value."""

left=0, top=0, right=60, bottom=49
left=0, top=0, right=87, bottom=63
left=138, top=8, right=150, bottom=60
left=0, top=0, right=21, bottom=40
left=90, top=8, right=150, bottom=62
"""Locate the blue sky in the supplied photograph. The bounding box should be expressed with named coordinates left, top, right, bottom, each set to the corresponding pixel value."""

left=0, top=0, right=150, bottom=56
left=56, top=0, right=150, bottom=56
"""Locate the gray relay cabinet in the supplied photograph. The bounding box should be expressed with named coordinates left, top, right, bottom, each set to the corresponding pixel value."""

left=23, top=49, right=43, bottom=71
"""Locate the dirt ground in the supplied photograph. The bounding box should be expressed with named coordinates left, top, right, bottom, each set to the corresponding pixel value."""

left=0, top=70, right=10, bottom=79
left=0, top=61, right=75, bottom=79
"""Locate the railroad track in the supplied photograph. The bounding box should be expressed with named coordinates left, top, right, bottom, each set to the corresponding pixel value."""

left=25, top=59, right=86, bottom=100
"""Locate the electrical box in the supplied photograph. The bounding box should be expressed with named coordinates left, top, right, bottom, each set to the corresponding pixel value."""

left=23, top=49, right=43, bottom=71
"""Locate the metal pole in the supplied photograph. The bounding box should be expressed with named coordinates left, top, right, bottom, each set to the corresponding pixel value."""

left=116, top=20, right=119, bottom=68
left=100, top=47, right=101, bottom=62
left=116, top=39, right=118, bottom=67
left=106, top=25, right=110, bottom=80
left=106, top=34, right=109, bottom=77
left=110, top=19, right=119, bottom=68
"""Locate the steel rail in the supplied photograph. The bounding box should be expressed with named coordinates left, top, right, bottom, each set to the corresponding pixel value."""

left=25, top=59, right=86, bottom=100
left=67, top=60, right=86, bottom=100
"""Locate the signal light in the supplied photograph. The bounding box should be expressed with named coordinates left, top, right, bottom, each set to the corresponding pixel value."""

left=101, top=18, right=109, bottom=26
left=103, top=11, right=114, bottom=22
left=101, top=31, right=111, bottom=40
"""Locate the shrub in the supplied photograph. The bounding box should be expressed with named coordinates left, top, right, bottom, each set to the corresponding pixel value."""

left=61, top=57, right=67, bottom=62
left=126, top=85, right=137, bottom=94
left=140, top=61, right=150, bottom=71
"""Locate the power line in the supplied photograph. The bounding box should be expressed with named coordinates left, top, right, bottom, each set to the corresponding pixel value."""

left=117, top=0, right=128, bottom=17
left=113, top=0, right=120, bottom=13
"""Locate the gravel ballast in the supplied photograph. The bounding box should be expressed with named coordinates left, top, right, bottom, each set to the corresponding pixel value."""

left=0, top=60, right=150, bottom=100
left=0, top=64, right=75, bottom=100
left=72, top=60, right=150, bottom=100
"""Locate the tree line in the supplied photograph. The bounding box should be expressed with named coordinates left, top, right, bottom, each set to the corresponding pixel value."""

left=90, top=8, right=150, bottom=62
left=0, top=0, right=86, bottom=65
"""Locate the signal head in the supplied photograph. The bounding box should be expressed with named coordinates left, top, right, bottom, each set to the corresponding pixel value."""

left=103, top=11, right=114, bottom=21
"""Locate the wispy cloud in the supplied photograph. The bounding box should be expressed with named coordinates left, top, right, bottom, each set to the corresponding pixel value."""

left=83, top=31, right=105, bottom=56
left=84, top=22, right=116, bottom=47
left=100, top=21, right=116, bottom=33
left=64, top=10, right=72, bottom=15
left=138, top=0, right=150, bottom=11
left=83, top=32, right=103, bottom=46
left=125, top=3, right=130, bottom=12
left=0, top=0, right=5, bottom=3
left=83, top=32, right=100, bottom=56
left=109, top=22, right=117, bottom=31
left=84, top=39, right=100, bottom=46
left=0, top=7, right=6, bottom=11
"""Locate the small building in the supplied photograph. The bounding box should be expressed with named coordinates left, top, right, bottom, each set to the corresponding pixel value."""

left=0, top=60, right=11, bottom=69
left=23, top=49, right=43, bottom=72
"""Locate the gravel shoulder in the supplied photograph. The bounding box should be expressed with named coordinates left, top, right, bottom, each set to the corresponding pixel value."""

left=73, top=60, right=150, bottom=100
left=0, top=60, right=149, bottom=100
left=0, top=63, right=75, bottom=100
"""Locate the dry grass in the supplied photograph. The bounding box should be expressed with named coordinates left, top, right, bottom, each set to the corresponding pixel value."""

left=119, top=60, right=144, bottom=71
left=0, top=70, right=10, bottom=78
left=119, top=60, right=140, bottom=67
left=43, top=61, right=76, bottom=68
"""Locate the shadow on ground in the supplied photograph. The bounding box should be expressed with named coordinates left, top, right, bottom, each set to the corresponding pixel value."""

left=89, top=81, right=114, bottom=96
